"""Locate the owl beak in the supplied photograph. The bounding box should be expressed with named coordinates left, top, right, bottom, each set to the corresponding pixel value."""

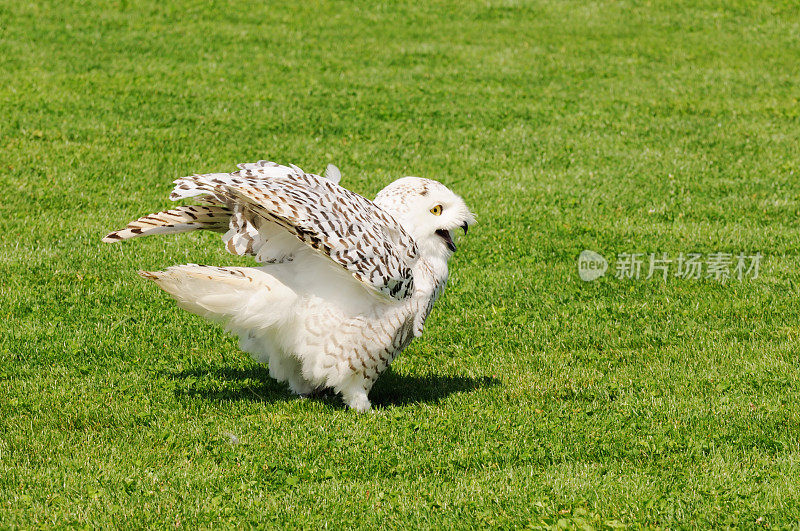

left=461, top=222, right=469, bottom=235
left=435, top=229, right=456, bottom=252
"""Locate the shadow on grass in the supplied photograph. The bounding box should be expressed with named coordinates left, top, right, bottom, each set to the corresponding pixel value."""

left=164, top=365, right=288, bottom=403
left=370, top=372, right=500, bottom=407
left=163, top=364, right=499, bottom=408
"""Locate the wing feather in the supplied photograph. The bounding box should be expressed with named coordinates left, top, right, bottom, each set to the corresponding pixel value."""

left=101, top=205, right=231, bottom=242
left=103, top=160, right=417, bottom=299
left=171, top=162, right=418, bottom=299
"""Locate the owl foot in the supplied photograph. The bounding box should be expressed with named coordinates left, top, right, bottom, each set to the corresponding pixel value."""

left=341, top=388, right=372, bottom=413
left=299, top=387, right=329, bottom=399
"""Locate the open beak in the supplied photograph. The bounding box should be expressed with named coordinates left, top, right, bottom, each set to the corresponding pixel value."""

left=435, top=229, right=456, bottom=252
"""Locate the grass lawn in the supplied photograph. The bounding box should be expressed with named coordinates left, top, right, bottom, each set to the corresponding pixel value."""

left=2, top=0, right=800, bottom=527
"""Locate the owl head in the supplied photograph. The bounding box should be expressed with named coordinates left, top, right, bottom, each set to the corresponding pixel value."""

left=374, top=177, right=476, bottom=260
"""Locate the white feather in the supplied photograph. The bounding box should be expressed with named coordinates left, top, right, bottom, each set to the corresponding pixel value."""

left=323, top=164, right=342, bottom=184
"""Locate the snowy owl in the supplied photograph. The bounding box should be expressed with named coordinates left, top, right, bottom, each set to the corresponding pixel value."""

left=103, top=160, right=475, bottom=412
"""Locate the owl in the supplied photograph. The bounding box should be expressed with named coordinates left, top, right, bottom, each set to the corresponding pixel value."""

left=103, top=160, right=475, bottom=412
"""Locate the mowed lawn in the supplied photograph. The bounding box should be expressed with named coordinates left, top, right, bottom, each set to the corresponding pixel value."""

left=2, top=0, right=800, bottom=527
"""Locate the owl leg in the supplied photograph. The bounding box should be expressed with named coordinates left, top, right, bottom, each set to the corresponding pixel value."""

left=284, top=362, right=317, bottom=397
left=287, top=375, right=318, bottom=397
left=342, top=390, right=371, bottom=412
left=298, top=387, right=329, bottom=398
left=264, top=352, right=315, bottom=396
left=339, top=374, right=374, bottom=413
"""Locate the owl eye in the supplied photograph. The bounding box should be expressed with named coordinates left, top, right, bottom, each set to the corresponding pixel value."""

left=430, top=205, right=443, bottom=216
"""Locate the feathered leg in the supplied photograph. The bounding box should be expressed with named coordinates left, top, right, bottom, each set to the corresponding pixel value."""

left=338, top=376, right=373, bottom=413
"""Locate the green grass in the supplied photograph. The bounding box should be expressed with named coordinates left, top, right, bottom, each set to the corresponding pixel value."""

left=2, top=0, right=800, bottom=527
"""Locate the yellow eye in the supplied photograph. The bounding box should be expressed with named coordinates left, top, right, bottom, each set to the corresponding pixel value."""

left=430, top=205, right=443, bottom=216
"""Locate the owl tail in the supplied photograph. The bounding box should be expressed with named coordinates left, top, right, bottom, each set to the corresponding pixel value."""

left=139, top=265, right=297, bottom=331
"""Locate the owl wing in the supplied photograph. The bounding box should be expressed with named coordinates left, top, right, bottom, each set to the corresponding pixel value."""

left=167, top=161, right=419, bottom=300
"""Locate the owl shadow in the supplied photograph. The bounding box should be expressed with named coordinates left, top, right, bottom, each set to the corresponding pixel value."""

left=164, top=364, right=499, bottom=408
left=370, top=371, right=500, bottom=407
left=163, top=364, right=285, bottom=403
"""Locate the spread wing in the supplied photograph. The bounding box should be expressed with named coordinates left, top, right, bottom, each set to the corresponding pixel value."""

left=105, top=161, right=419, bottom=300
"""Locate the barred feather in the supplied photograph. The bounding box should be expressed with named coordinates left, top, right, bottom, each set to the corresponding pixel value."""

left=169, top=164, right=419, bottom=300
left=101, top=205, right=231, bottom=242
